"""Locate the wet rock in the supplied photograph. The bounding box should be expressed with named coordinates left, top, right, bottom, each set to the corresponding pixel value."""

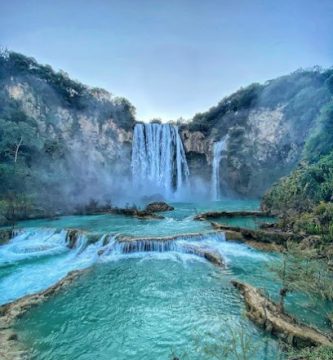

left=211, top=222, right=304, bottom=246
left=112, top=208, right=164, bottom=219
left=0, top=229, right=13, bottom=246
left=145, top=202, right=174, bottom=213
left=194, top=210, right=271, bottom=221
left=232, top=280, right=333, bottom=348
left=182, top=244, right=224, bottom=267
left=66, top=229, right=81, bottom=249
left=116, top=233, right=225, bottom=267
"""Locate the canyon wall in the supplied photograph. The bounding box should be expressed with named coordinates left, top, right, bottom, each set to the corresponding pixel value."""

left=180, top=69, right=332, bottom=197
left=1, top=51, right=332, bottom=207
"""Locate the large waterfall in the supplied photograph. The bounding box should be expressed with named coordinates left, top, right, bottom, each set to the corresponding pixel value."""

left=211, top=139, right=226, bottom=201
left=131, top=123, right=190, bottom=198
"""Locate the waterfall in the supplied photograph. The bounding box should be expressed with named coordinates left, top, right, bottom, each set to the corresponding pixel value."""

left=131, top=123, right=190, bottom=198
left=211, top=139, right=226, bottom=201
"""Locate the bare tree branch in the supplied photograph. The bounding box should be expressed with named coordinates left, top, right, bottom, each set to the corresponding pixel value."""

left=14, top=136, right=23, bottom=163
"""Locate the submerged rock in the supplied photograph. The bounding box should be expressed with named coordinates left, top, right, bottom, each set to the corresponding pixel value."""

left=145, top=202, right=174, bottom=213
left=181, top=243, right=224, bottom=267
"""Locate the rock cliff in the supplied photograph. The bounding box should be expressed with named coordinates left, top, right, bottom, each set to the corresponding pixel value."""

left=180, top=69, right=332, bottom=197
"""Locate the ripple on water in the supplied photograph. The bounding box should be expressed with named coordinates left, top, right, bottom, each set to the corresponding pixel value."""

left=14, top=257, right=282, bottom=360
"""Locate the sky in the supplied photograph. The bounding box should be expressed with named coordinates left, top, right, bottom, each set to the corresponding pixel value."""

left=1, top=0, right=333, bottom=121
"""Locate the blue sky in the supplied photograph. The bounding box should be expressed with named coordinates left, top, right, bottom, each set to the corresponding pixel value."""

left=1, top=0, right=333, bottom=121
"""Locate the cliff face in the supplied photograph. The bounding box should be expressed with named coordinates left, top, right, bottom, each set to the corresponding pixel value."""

left=180, top=106, right=302, bottom=197
left=180, top=69, right=333, bottom=197
left=6, top=81, right=133, bottom=170
left=1, top=51, right=332, bottom=206
left=0, top=51, right=135, bottom=209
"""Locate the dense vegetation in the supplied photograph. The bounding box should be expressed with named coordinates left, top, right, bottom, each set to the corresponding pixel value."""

left=262, top=70, right=333, bottom=240
left=0, top=50, right=136, bottom=221
left=186, top=68, right=332, bottom=137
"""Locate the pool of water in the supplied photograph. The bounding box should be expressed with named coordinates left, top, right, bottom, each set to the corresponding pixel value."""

left=14, top=256, right=282, bottom=360
left=15, top=199, right=260, bottom=236
left=1, top=199, right=331, bottom=359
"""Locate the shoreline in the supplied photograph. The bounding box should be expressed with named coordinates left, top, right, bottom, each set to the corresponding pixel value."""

left=0, top=270, right=89, bottom=360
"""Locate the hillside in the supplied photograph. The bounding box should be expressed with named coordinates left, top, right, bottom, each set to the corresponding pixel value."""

left=1, top=50, right=333, bottom=220
left=180, top=68, right=333, bottom=197
left=261, top=78, right=333, bottom=242
left=0, top=50, right=136, bottom=218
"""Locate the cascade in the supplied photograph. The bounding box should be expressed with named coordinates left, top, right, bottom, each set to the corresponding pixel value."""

left=211, top=139, right=226, bottom=201
left=131, top=123, right=190, bottom=198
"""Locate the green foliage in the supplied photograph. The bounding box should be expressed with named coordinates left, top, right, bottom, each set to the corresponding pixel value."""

left=188, top=83, right=262, bottom=135
left=287, top=345, right=333, bottom=360
left=280, top=244, right=333, bottom=300
left=305, top=101, right=333, bottom=162
left=0, top=49, right=136, bottom=129
left=188, top=68, right=331, bottom=140
left=262, top=152, right=333, bottom=214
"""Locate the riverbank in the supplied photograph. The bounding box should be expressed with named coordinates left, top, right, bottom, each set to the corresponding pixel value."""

left=0, top=270, right=87, bottom=360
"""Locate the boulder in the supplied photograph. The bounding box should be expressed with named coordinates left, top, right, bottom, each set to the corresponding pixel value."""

left=145, top=202, right=174, bottom=213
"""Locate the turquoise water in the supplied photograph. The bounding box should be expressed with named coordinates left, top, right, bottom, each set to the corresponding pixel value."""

left=1, top=199, right=330, bottom=359
left=15, top=199, right=260, bottom=236
left=15, top=257, right=283, bottom=360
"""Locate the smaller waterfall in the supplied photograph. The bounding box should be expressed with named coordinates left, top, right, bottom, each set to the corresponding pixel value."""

left=211, top=139, right=226, bottom=201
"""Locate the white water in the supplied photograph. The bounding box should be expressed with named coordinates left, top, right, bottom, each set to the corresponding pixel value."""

left=131, top=123, right=190, bottom=199
left=0, top=227, right=272, bottom=305
left=211, top=139, right=226, bottom=201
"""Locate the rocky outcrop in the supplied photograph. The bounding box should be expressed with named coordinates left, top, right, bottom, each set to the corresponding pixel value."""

left=110, top=208, right=164, bottom=219
left=211, top=222, right=304, bottom=250
left=180, top=69, right=331, bottom=198
left=5, top=81, right=133, bottom=175
left=232, top=280, right=333, bottom=348
left=66, top=229, right=82, bottom=249
left=181, top=130, right=210, bottom=156
left=180, top=106, right=308, bottom=197
left=194, top=210, right=271, bottom=221
left=144, top=202, right=174, bottom=212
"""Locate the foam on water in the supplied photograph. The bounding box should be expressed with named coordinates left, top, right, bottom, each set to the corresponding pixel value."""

left=0, top=228, right=68, bottom=266
left=0, top=226, right=273, bottom=305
